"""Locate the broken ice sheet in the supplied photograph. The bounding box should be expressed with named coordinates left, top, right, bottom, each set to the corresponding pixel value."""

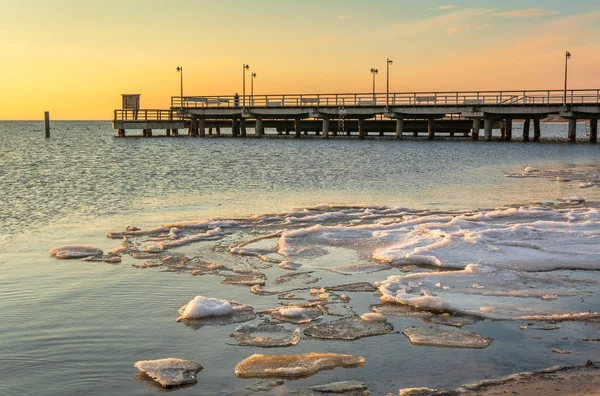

left=266, top=306, right=324, bottom=324
left=234, top=352, right=364, bottom=378
left=176, top=296, right=256, bottom=329
left=230, top=321, right=300, bottom=347
left=49, top=245, right=103, bottom=259
left=304, top=316, right=393, bottom=340
left=402, top=326, right=493, bottom=349
left=134, top=358, right=203, bottom=388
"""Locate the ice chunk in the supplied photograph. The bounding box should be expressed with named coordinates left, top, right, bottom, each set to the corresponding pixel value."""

left=81, top=255, right=121, bottom=263
left=304, top=317, right=393, bottom=340
left=402, top=326, right=492, bottom=349
left=360, top=313, right=386, bottom=322
left=49, top=245, right=103, bottom=259
left=308, top=381, right=367, bottom=393
left=269, top=306, right=323, bottom=324
left=230, top=322, right=300, bottom=348
left=399, top=389, right=438, bottom=396
left=234, top=353, right=364, bottom=378
left=326, top=282, right=377, bottom=293
left=551, top=348, right=571, bottom=354
left=134, top=358, right=202, bottom=388
left=177, top=297, right=256, bottom=328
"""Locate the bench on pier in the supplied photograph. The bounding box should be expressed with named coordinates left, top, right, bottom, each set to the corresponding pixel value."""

left=358, top=99, right=376, bottom=105
left=463, top=99, right=482, bottom=105
left=205, top=98, right=229, bottom=105
left=300, top=98, right=320, bottom=105
left=266, top=100, right=283, bottom=107
left=415, top=96, right=437, bottom=104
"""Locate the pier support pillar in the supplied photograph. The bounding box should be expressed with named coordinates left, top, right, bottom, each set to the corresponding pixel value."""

left=523, top=119, right=530, bottom=142
left=198, top=118, right=205, bottom=137
left=449, top=131, right=455, bottom=137
left=240, top=118, right=247, bottom=137
left=358, top=119, right=366, bottom=140
left=231, top=119, right=239, bottom=137
left=568, top=119, right=577, bottom=142
left=590, top=119, right=598, bottom=143
left=189, top=119, right=199, bottom=136
left=294, top=118, right=302, bottom=138
left=285, top=127, right=290, bottom=135
left=143, top=129, right=153, bottom=137
left=322, top=118, right=330, bottom=139
left=255, top=118, right=264, bottom=137
left=216, top=126, right=221, bottom=135
left=484, top=119, right=492, bottom=140
left=427, top=119, right=435, bottom=140
left=166, top=129, right=171, bottom=137
left=500, top=121, right=506, bottom=139
left=471, top=119, right=481, bottom=140
left=118, top=129, right=125, bottom=137
left=505, top=119, right=512, bottom=141
left=172, top=129, right=178, bottom=136
left=533, top=119, right=541, bottom=142
left=395, top=117, right=404, bottom=139
left=208, top=127, right=213, bottom=135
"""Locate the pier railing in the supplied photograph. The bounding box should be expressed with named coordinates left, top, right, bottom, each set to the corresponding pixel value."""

left=114, top=109, right=182, bottom=121
left=171, top=89, right=600, bottom=109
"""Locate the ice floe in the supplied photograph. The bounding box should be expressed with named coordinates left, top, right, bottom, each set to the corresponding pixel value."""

left=49, top=245, right=103, bottom=259
left=230, top=321, right=300, bottom=348
left=304, top=317, right=393, bottom=340
left=133, top=358, right=203, bottom=388
left=234, top=352, right=364, bottom=378
left=401, top=326, right=493, bottom=349
left=177, top=296, right=255, bottom=328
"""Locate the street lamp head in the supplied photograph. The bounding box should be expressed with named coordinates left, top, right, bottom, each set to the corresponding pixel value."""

left=252, top=72, right=257, bottom=78
left=244, top=64, right=250, bottom=70
left=566, top=51, right=572, bottom=59
left=387, top=58, right=393, bottom=65
left=370, top=68, right=379, bottom=74
left=176, top=66, right=182, bottom=72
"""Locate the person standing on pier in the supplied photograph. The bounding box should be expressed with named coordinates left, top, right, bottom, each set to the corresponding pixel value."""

left=234, top=93, right=240, bottom=107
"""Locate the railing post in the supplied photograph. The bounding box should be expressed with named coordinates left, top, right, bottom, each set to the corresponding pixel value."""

left=354, top=94, right=357, bottom=106
left=456, top=92, right=459, bottom=105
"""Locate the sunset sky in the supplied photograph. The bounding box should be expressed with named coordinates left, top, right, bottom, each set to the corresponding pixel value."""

left=1, top=0, right=599, bottom=120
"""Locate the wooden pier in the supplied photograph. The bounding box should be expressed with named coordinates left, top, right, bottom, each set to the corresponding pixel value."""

left=113, top=89, right=600, bottom=142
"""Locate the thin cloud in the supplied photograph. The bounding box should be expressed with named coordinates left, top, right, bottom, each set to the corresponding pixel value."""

left=431, top=5, right=462, bottom=10
left=336, top=15, right=354, bottom=20
left=493, top=9, right=560, bottom=17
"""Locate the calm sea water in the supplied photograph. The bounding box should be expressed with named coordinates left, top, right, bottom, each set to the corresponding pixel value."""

left=1, top=121, right=599, bottom=395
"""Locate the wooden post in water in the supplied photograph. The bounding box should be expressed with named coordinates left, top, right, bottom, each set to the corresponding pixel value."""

left=568, top=119, right=577, bottom=142
left=500, top=121, right=506, bottom=139
left=240, top=118, right=247, bottom=137
left=505, top=119, right=512, bottom=141
left=358, top=119, right=366, bottom=140
left=255, top=118, right=264, bottom=137
left=523, top=119, right=531, bottom=142
left=216, top=125, right=221, bottom=135
left=198, top=118, right=205, bottom=137
left=294, top=118, right=301, bottom=138
left=533, top=119, right=541, bottom=142
left=231, top=119, right=238, bottom=137
left=590, top=119, right=598, bottom=143
left=44, top=111, right=50, bottom=138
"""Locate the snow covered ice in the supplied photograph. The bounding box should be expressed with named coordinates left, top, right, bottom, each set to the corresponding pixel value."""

left=134, top=358, right=203, bottom=388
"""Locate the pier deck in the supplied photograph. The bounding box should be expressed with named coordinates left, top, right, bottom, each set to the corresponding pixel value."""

left=113, top=89, right=600, bottom=142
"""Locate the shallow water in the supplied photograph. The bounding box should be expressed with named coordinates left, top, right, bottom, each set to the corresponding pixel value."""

left=1, top=121, right=599, bottom=395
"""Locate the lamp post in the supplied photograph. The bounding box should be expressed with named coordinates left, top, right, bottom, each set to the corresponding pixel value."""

left=176, top=66, right=183, bottom=110
left=386, top=58, right=393, bottom=107
left=370, top=68, right=378, bottom=102
left=564, top=51, right=571, bottom=105
left=251, top=72, right=257, bottom=105
left=243, top=64, right=250, bottom=108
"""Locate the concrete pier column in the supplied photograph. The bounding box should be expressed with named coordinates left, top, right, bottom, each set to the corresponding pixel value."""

left=189, top=119, right=199, bottom=136
left=285, top=127, right=290, bottom=135
left=118, top=129, right=125, bottom=137
left=240, top=118, right=247, bottom=137
left=449, top=131, right=455, bottom=137
left=500, top=121, right=506, bottom=139
left=484, top=119, right=493, bottom=140
left=216, top=126, right=221, bottom=135
left=533, top=119, right=541, bottom=142
left=172, top=129, right=179, bottom=136
left=395, top=118, right=404, bottom=139
left=590, top=119, right=598, bottom=143
left=505, top=119, right=513, bottom=141
left=255, top=118, right=264, bottom=137
left=208, top=127, right=213, bottom=135
left=294, top=118, right=302, bottom=138
left=322, top=118, right=330, bottom=139
left=427, top=119, right=435, bottom=140
left=379, top=127, right=384, bottom=137
left=198, top=118, right=206, bottom=137
left=358, top=119, right=366, bottom=140
left=231, top=118, right=239, bottom=137
left=523, top=119, right=530, bottom=142
left=276, top=127, right=282, bottom=135
left=568, top=119, right=577, bottom=142
left=165, top=129, right=171, bottom=137
left=471, top=119, right=481, bottom=140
